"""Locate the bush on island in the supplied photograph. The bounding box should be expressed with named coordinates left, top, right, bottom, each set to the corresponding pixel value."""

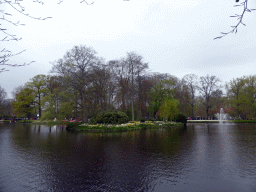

left=174, top=114, right=187, bottom=124
left=66, top=122, right=83, bottom=130
left=89, top=117, right=97, bottom=124
left=18, top=120, right=32, bottom=123
left=94, top=110, right=129, bottom=124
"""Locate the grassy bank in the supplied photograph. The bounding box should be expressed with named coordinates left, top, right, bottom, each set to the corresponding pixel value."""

left=0, top=120, right=12, bottom=122
left=187, top=120, right=227, bottom=123
left=187, top=120, right=256, bottom=123
left=31, top=120, right=67, bottom=126
left=68, top=121, right=184, bottom=132
left=230, top=120, right=256, bottom=123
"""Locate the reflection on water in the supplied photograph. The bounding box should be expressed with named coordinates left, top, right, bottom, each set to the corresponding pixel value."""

left=0, top=123, right=256, bottom=191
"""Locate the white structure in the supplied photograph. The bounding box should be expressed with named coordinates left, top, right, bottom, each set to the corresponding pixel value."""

left=216, top=108, right=230, bottom=123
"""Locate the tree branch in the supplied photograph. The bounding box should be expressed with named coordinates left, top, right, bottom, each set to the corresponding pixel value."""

left=214, top=0, right=255, bottom=40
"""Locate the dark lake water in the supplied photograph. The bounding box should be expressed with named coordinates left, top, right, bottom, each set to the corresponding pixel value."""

left=0, top=122, right=256, bottom=192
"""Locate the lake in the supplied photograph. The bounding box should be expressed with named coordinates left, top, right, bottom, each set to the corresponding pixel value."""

left=0, top=123, right=256, bottom=192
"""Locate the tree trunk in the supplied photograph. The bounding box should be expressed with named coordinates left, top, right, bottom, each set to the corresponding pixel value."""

left=82, top=92, right=88, bottom=122
left=191, top=103, right=194, bottom=118
left=131, top=64, right=134, bottom=122
left=38, top=94, right=41, bottom=119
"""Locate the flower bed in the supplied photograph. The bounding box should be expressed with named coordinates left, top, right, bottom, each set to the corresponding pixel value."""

left=72, top=121, right=183, bottom=132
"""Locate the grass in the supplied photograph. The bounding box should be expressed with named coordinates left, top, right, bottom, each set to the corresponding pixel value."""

left=31, top=120, right=67, bottom=126
left=17, top=120, right=33, bottom=123
left=230, top=120, right=256, bottom=123
left=187, top=120, right=256, bottom=123
left=187, top=120, right=224, bottom=123
left=0, top=120, right=12, bottom=122
left=71, top=121, right=184, bottom=132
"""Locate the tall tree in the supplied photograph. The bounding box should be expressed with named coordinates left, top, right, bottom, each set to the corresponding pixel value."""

left=0, top=85, right=7, bottom=118
left=88, top=64, right=114, bottom=116
left=208, top=89, right=224, bottom=118
left=13, top=88, right=35, bottom=118
left=0, top=85, right=7, bottom=105
left=182, top=74, right=198, bottom=118
left=243, top=75, right=256, bottom=119
left=159, top=98, right=179, bottom=121
left=226, top=75, right=256, bottom=119
left=225, top=77, right=246, bottom=118
left=126, top=52, right=149, bottom=121
left=147, top=78, right=175, bottom=119
left=110, top=59, right=130, bottom=113
left=26, top=74, right=48, bottom=118
left=41, top=75, right=76, bottom=120
left=198, top=75, right=221, bottom=119
left=51, top=45, right=98, bottom=122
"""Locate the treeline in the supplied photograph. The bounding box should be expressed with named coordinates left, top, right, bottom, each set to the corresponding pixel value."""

left=1, top=45, right=256, bottom=121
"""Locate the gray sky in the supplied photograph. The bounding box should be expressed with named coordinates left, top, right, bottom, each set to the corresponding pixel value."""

left=1, top=0, right=256, bottom=98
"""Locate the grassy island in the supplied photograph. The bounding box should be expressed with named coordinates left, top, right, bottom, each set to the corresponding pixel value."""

left=67, top=121, right=184, bottom=132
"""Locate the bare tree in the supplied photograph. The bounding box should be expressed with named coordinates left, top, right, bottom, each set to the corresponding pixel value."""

left=182, top=74, right=198, bottom=118
left=0, top=85, right=7, bottom=104
left=198, top=75, right=221, bottom=119
left=89, top=63, right=115, bottom=115
left=12, top=85, right=24, bottom=98
left=109, top=59, right=131, bottom=114
left=214, top=0, right=256, bottom=39
left=51, top=45, right=98, bottom=122
left=126, top=52, right=149, bottom=121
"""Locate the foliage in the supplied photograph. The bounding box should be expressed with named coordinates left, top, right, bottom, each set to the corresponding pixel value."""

left=13, top=88, right=35, bottom=118
left=126, top=106, right=137, bottom=121
left=174, top=114, right=187, bottom=124
left=89, top=117, right=97, bottom=125
left=198, top=75, right=221, bottom=119
left=25, top=74, right=48, bottom=118
left=158, top=98, right=179, bottom=121
left=147, top=79, right=175, bottom=118
left=231, top=120, right=256, bottom=123
left=41, top=91, right=75, bottom=121
left=182, top=74, right=198, bottom=117
left=17, top=120, right=32, bottom=123
left=95, top=111, right=129, bottom=124
left=66, top=122, right=83, bottom=130
left=225, top=76, right=256, bottom=119
left=77, top=121, right=183, bottom=131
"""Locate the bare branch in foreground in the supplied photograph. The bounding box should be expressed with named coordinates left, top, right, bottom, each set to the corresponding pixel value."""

left=214, top=0, right=256, bottom=40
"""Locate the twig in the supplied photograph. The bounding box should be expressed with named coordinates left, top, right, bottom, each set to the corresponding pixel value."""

left=214, top=0, right=256, bottom=40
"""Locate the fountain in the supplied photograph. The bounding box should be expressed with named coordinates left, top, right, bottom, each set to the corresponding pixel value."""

left=216, top=108, right=229, bottom=123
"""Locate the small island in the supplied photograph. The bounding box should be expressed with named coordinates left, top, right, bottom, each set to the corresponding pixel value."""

left=66, top=120, right=184, bottom=132
left=63, top=110, right=186, bottom=132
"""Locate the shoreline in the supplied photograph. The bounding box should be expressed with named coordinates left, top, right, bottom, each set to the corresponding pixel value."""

left=70, top=122, right=185, bottom=132
left=187, top=120, right=256, bottom=123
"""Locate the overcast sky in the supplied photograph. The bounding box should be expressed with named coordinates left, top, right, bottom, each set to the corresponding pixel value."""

left=1, top=0, right=256, bottom=98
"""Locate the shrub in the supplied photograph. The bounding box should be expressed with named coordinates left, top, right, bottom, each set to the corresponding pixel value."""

left=66, top=122, right=83, bottom=130
left=174, top=114, right=187, bottom=124
left=18, top=120, right=32, bottom=123
left=95, top=111, right=129, bottom=124
left=89, top=117, right=97, bottom=125
left=140, top=119, right=145, bottom=122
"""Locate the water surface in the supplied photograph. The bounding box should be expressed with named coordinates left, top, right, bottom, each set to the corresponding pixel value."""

left=0, top=123, right=256, bottom=191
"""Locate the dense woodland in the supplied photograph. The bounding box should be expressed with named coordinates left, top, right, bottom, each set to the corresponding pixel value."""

left=1, top=45, right=256, bottom=121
